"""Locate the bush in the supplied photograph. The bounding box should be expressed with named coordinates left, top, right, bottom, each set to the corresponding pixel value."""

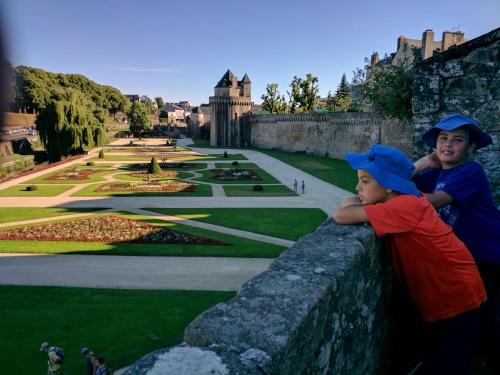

left=253, top=185, right=263, bottom=191
left=147, top=156, right=162, bottom=175
left=98, top=149, right=104, bottom=159
left=26, top=185, right=38, bottom=191
left=232, top=161, right=239, bottom=169
left=86, top=162, right=95, bottom=166
left=224, top=151, right=228, bottom=158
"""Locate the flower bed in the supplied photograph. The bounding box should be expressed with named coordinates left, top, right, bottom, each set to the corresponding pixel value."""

left=95, top=180, right=195, bottom=192
left=0, top=215, right=228, bottom=245
left=131, top=162, right=196, bottom=169
left=0, top=155, right=85, bottom=184
left=129, top=171, right=179, bottom=178
left=210, top=168, right=262, bottom=181
left=44, top=168, right=107, bottom=180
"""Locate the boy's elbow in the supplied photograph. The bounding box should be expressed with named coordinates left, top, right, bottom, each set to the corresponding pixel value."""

left=333, top=211, right=348, bottom=224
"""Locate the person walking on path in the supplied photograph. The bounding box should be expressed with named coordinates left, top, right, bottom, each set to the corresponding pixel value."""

left=40, top=342, right=63, bottom=375
left=81, top=347, right=98, bottom=375
left=293, top=179, right=298, bottom=193
left=95, top=357, right=108, bottom=375
left=301, top=180, right=305, bottom=194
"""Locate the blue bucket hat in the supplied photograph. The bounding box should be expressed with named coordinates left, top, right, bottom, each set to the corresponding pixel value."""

left=422, top=114, right=492, bottom=150
left=345, top=144, right=420, bottom=197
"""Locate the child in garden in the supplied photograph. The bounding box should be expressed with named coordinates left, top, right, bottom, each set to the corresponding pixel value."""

left=333, top=144, right=487, bottom=374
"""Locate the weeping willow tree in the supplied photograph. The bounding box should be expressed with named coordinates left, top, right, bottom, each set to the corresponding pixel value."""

left=36, top=89, right=107, bottom=162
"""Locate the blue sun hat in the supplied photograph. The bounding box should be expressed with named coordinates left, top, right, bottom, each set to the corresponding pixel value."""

left=345, top=144, right=420, bottom=196
left=422, top=114, right=492, bottom=150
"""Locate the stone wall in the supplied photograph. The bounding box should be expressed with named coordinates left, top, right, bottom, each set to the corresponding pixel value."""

left=123, top=219, right=392, bottom=375
left=241, top=112, right=413, bottom=160
left=412, top=27, right=500, bottom=203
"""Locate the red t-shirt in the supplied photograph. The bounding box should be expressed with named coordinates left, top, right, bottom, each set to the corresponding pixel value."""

left=363, top=194, right=486, bottom=322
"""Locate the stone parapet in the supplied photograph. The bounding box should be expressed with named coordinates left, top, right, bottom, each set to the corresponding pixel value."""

left=123, top=219, right=392, bottom=374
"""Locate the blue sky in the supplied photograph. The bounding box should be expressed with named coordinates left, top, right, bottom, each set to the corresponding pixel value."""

left=1, top=0, right=498, bottom=107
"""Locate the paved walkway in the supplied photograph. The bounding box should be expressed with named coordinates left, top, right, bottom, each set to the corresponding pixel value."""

left=0, top=137, right=351, bottom=291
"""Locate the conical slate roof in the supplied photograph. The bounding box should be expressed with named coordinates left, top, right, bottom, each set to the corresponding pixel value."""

left=215, top=69, right=235, bottom=87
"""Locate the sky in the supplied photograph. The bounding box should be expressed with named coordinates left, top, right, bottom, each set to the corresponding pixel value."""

left=1, top=0, right=498, bottom=107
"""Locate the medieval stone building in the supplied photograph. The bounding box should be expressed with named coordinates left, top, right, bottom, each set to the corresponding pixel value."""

left=209, top=69, right=252, bottom=147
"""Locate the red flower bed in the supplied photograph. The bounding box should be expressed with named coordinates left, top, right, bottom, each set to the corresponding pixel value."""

left=129, top=171, right=179, bottom=178
left=210, top=168, right=262, bottom=181
left=131, top=162, right=196, bottom=169
left=95, top=180, right=195, bottom=192
left=44, top=168, right=107, bottom=180
left=0, top=215, right=228, bottom=245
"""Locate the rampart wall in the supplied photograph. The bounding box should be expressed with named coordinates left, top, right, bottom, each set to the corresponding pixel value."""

left=241, top=112, right=413, bottom=160
left=123, top=220, right=392, bottom=374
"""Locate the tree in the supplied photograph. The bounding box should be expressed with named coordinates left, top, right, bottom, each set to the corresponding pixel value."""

left=287, top=74, right=319, bottom=113
left=364, top=64, right=413, bottom=121
left=103, top=86, right=130, bottom=117
left=155, top=97, right=165, bottom=108
left=35, top=89, right=107, bottom=162
left=147, top=155, right=162, bottom=175
left=261, top=83, right=289, bottom=114
left=127, top=101, right=151, bottom=138
left=335, top=73, right=350, bottom=99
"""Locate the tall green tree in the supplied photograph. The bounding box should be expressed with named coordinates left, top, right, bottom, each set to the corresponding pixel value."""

left=261, top=83, right=289, bottom=114
left=35, top=89, right=107, bottom=162
left=127, top=101, right=151, bottom=138
left=155, top=97, right=165, bottom=108
left=364, top=64, right=413, bottom=121
left=104, top=86, right=130, bottom=117
left=287, top=74, right=319, bottom=113
left=335, top=73, right=350, bottom=99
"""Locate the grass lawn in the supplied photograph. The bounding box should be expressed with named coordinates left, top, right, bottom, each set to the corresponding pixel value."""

left=0, top=211, right=287, bottom=257
left=21, top=168, right=113, bottom=185
left=142, top=208, right=327, bottom=241
left=0, top=285, right=235, bottom=374
left=0, top=184, right=76, bottom=196
left=0, top=207, right=110, bottom=224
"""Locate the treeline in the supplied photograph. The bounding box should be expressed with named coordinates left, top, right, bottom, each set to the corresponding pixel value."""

left=6, top=65, right=132, bottom=162
left=7, top=65, right=130, bottom=116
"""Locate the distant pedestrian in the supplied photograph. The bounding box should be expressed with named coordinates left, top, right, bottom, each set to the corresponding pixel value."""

left=293, top=179, right=298, bottom=193
left=40, top=342, right=63, bottom=375
left=96, top=357, right=108, bottom=375
left=301, top=180, right=305, bottom=194
left=81, top=347, right=98, bottom=375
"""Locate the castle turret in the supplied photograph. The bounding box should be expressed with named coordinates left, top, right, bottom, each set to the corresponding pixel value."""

left=210, top=70, right=252, bottom=147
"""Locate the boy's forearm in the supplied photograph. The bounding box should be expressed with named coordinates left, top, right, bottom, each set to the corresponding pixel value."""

left=333, top=205, right=370, bottom=224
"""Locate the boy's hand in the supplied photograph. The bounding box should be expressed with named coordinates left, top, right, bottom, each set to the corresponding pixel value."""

left=412, top=153, right=442, bottom=177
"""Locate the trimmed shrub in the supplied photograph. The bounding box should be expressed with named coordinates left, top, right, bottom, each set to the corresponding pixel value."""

left=147, top=156, right=162, bottom=175
left=26, top=185, right=38, bottom=191
left=224, top=151, right=228, bottom=158
left=232, top=161, right=239, bottom=169
left=253, top=185, right=263, bottom=191
left=98, top=149, right=104, bottom=159
left=86, top=162, right=95, bottom=166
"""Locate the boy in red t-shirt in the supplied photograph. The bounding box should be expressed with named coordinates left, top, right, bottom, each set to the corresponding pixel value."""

left=333, top=144, right=487, bottom=375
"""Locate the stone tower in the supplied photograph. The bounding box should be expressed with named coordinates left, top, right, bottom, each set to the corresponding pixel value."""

left=209, top=69, right=252, bottom=147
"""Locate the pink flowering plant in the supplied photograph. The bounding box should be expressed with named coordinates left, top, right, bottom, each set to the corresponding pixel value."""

left=0, top=215, right=228, bottom=245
